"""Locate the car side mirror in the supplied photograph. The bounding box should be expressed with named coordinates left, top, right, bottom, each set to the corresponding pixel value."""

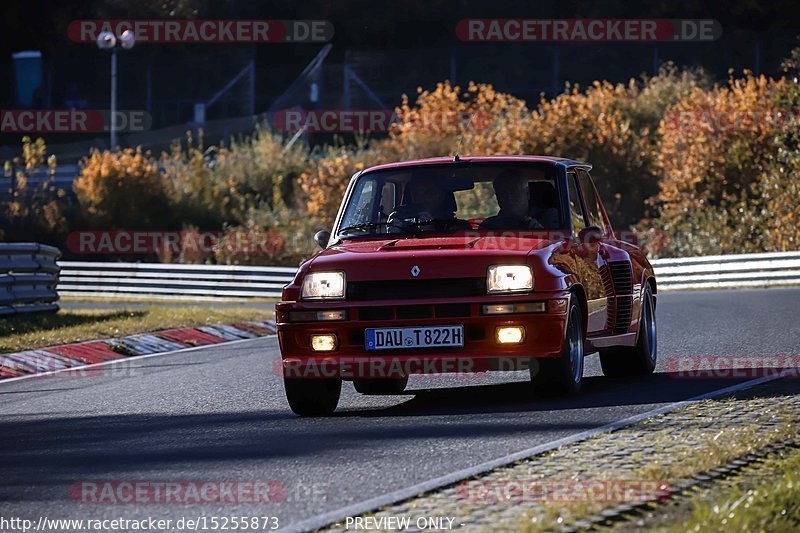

left=314, top=230, right=331, bottom=249
left=578, top=225, right=603, bottom=245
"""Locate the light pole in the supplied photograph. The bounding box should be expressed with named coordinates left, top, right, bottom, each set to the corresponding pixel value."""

left=97, top=30, right=135, bottom=149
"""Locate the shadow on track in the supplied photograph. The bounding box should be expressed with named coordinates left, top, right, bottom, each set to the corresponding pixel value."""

left=336, top=371, right=756, bottom=417
left=0, top=369, right=776, bottom=486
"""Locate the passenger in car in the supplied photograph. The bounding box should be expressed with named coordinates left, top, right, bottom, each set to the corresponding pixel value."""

left=480, top=170, right=543, bottom=230
left=528, top=181, right=561, bottom=229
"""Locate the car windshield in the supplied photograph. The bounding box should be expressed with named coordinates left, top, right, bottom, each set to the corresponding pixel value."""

left=336, top=163, right=565, bottom=238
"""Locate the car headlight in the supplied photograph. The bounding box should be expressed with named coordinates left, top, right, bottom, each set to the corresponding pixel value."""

left=487, top=265, right=533, bottom=293
left=302, top=271, right=346, bottom=300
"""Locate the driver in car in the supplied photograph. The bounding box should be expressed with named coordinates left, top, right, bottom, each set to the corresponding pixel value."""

left=480, top=169, right=544, bottom=230
left=402, top=179, right=454, bottom=220
left=388, top=177, right=471, bottom=230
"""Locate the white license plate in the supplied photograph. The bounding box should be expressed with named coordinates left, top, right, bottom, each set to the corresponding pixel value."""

left=365, top=325, right=464, bottom=350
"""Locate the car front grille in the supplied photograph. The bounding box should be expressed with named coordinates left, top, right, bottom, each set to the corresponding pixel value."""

left=347, top=278, right=486, bottom=301
left=357, top=303, right=471, bottom=321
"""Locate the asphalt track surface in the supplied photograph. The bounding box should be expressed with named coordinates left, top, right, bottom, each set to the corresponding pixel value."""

left=1, top=287, right=798, bottom=531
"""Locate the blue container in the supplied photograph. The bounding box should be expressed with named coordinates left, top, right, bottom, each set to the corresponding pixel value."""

left=12, top=50, right=43, bottom=107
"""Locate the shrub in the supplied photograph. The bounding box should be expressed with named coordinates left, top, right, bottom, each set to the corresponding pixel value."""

left=297, top=143, right=385, bottom=229
left=74, top=146, right=167, bottom=230
left=386, top=81, right=532, bottom=158
left=159, top=127, right=317, bottom=264
left=212, top=204, right=319, bottom=266
left=162, top=127, right=308, bottom=228
left=525, top=64, right=708, bottom=229
left=1, top=137, right=67, bottom=243
left=645, top=71, right=800, bottom=256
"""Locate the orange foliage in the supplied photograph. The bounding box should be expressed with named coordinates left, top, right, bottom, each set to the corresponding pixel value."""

left=298, top=146, right=383, bottom=228
left=648, top=72, right=800, bottom=255
left=387, top=81, right=532, bottom=158
left=74, top=147, right=167, bottom=229
left=656, top=74, right=791, bottom=213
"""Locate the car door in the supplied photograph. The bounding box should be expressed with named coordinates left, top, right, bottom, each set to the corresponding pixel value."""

left=576, top=168, right=637, bottom=336
left=567, top=169, right=610, bottom=336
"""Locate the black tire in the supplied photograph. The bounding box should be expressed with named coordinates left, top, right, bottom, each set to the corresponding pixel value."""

left=283, top=377, right=341, bottom=416
left=599, top=285, right=657, bottom=377
left=353, top=377, right=409, bottom=395
left=531, top=298, right=584, bottom=396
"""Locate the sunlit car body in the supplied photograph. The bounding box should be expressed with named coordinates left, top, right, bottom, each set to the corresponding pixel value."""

left=276, top=156, right=657, bottom=416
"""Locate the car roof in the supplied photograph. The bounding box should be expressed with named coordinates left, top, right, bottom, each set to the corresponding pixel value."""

left=360, top=155, right=591, bottom=174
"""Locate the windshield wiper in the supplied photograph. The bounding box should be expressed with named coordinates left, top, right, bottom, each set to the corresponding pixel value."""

left=338, top=221, right=416, bottom=237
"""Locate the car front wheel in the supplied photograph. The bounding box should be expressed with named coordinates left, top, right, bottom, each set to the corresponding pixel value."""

left=599, top=284, right=657, bottom=377
left=531, top=298, right=584, bottom=396
left=284, top=377, right=341, bottom=416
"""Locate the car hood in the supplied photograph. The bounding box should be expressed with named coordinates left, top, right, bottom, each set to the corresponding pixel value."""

left=308, top=234, right=556, bottom=281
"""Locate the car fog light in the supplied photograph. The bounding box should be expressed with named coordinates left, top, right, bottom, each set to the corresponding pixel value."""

left=311, top=334, right=337, bottom=352
left=496, top=326, right=525, bottom=344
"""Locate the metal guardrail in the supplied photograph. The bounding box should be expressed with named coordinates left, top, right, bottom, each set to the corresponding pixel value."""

left=57, top=261, right=297, bottom=300
left=55, top=250, right=800, bottom=301
left=651, top=251, right=800, bottom=291
left=0, top=243, right=61, bottom=315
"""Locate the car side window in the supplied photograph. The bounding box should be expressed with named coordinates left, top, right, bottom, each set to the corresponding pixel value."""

left=567, top=172, right=586, bottom=233
left=343, top=179, right=376, bottom=225
left=577, top=169, right=608, bottom=234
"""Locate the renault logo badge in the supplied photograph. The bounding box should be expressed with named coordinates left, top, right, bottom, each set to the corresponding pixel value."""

left=410, top=265, right=420, bottom=277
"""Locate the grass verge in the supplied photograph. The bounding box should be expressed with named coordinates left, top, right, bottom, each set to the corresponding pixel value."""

left=674, top=446, right=800, bottom=532
left=520, top=403, right=798, bottom=532
left=625, top=442, right=800, bottom=532
left=0, top=307, right=273, bottom=353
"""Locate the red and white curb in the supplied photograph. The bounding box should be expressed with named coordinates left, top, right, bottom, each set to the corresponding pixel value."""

left=0, top=321, right=276, bottom=380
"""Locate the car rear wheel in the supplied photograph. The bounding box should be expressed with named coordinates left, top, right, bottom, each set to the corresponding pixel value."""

left=599, top=285, right=657, bottom=377
left=353, top=377, right=409, bottom=395
left=283, top=377, right=341, bottom=416
left=531, top=298, right=584, bottom=396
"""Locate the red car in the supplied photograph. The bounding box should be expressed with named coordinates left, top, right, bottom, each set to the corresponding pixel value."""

left=276, top=156, right=657, bottom=416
